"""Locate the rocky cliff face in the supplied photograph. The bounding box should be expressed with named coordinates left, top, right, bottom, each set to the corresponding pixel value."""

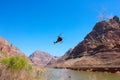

left=67, top=16, right=120, bottom=60
left=29, top=50, right=58, bottom=66
left=0, top=37, right=25, bottom=59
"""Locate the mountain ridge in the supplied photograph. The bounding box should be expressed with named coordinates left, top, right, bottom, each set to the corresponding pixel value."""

left=66, top=16, right=120, bottom=59
left=0, top=37, right=25, bottom=59
left=29, top=50, right=58, bottom=66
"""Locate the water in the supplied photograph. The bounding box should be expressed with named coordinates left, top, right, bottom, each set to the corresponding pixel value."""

left=41, top=68, right=120, bottom=80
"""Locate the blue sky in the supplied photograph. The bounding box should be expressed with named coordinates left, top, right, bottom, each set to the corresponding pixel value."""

left=0, top=0, right=120, bottom=57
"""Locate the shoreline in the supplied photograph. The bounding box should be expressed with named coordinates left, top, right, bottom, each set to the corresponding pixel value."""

left=53, top=66, right=120, bottom=73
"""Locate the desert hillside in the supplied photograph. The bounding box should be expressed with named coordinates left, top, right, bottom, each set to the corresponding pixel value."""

left=0, top=37, right=25, bottom=59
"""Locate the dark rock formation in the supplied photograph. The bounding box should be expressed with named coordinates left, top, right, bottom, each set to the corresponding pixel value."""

left=29, top=50, right=58, bottom=66
left=113, top=16, right=119, bottom=22
left=0, top=37, right=25, bottom=59
left=66, top=16, right=120, bottom=59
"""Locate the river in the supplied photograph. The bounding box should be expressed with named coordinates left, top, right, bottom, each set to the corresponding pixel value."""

left=41, top=68, right=120, bottom=80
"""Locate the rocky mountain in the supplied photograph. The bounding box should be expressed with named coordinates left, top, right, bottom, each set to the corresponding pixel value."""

left=29, top=50, right=58, bottom=66
left=0, top=37, right=25, bottom=59
left=67, top=16, right=120, bottom=59
left=50, top=16, right=120, bottom=68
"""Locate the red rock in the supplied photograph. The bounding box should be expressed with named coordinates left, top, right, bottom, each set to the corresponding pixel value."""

left=0, top=37, right=25, bottom=57
left=29, top=50, right=59, bottom=66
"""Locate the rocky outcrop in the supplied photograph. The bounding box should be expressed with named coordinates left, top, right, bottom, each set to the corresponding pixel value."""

left=0, top=37, right=25, bottom=58
left=67, top=16, right=120, bottom=60
left=29, top=50, right=58, bottom=66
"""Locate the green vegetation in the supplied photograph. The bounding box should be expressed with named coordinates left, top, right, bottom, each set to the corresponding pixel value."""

left=1, top=56, right=31, bottom=71
left=0, top=56, right=45, bottom=80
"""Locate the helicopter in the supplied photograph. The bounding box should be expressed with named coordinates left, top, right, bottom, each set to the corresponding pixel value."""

left=54, top=33, right=63, bottom=44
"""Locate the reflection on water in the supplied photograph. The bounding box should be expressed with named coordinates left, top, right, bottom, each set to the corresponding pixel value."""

left=41, top=68, right=120, bottom=80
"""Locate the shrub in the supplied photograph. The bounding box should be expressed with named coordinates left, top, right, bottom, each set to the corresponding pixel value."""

left=1, top=56, right=30, bottom=71
left=0, top=56, right=44, bottom=80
